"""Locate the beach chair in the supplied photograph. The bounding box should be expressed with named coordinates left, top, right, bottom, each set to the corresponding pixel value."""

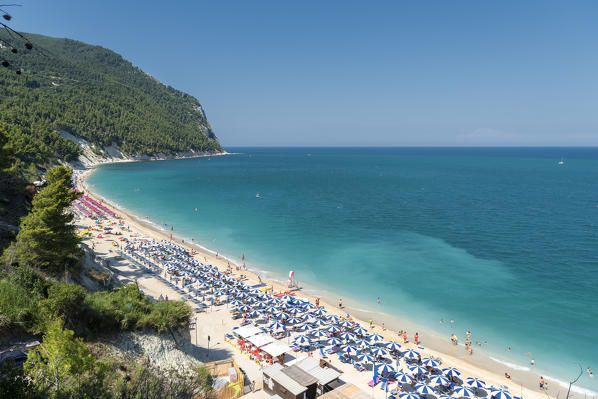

left=319, top=347, right=327, bottom=358
left=353, top=361, right=366, bottom=372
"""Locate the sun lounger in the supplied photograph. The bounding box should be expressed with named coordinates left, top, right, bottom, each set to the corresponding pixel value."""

left=319, top=347, right=327, bottom=358
left=353, top=361, right=366, bottom=372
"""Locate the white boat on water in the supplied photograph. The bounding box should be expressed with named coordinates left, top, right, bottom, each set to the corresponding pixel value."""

left=256, top=193, right=261, bottom=198
left=558, top=157, right=565, bottom=165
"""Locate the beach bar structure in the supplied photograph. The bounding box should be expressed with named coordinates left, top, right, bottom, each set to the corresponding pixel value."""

left=204, top=359, right=244, bottom=399
left=291, top=357, right=342, bottom=396
left=262, top=358, right=342, bottom=399
left=317, top=383, right=369, bottom=399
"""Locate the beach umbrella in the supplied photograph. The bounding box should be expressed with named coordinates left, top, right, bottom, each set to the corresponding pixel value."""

left=353, top=327, right=368, bottom=335
left=311, top=330, right=327, bottom=338
left=409, top=365, right=428, bottom=375
left=302, top=313, right=316, bottom=321
left=276, top=312, right=289, bottom=320
left=402, top=349, right=420, bottom=359
left=453, top=387, right=475, bottom=398
left=385, top=341, right=402, bottom=351
left=295, top=335, right=312, bottom=345
left=442, top=367, right=461, bottom=377
left=416, top=383, right=436, bottom=395
left=264, top=306, right=278, bottom=313
left=465, top=377, right=487, bottom=389
left=339, top=332, right=356, bottom=341
left=341, top=345, right=360, bottom=355
left=279, top=302, right=292, bottom=310
left=237, top=292, right=249, bottom=299
left=490, top=389, right=512, bottom=399
left=338, top=320, right=353, bottom=328
left=377, top=363, right=396, bottom=374
left=357, top=353, right=374, bottom=363
left=371, top=347, right=389, bottom=357
left=400, top=393, right=421, bottom=399
left=270, top=321, right=285, bottom=330
left=230, top=300, right=243, bottom=307
left=429, top=375, right=449, bottom=385
left=248, top=310, right=261, bottom=318
left=354, top=339, right=370, bottom=347
left=239, top=305, right=252, bottom=312
left=295, top=323, right=313, bottom=331
left=287, top=317, right=302, bottom=325
left=246, top=297, right=257, bottom=304
left=421, top=358, right=440, bottom=368
left=326, top=337, right=342, bottom=346
left=312, top=308, right=327, bottom=316
left=288, top=307, right=302, bottom=314
left=326, top=315, right=340, bottom=323
left=312, top=319, right=327, bottom=326
left=438, top=395, right=453, bottom=399
left=369, top=334, right=384, bottom=343
left=395, top=371, right=413, bottom=383
left=325, top=325, right=341, bottom=333
left=281, top=294, right=295, bottom=302
left=303, top=302, right=316, bottom=309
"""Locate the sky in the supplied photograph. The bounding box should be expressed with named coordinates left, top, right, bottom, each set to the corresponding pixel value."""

left=7, top=1, right=598, bottom=146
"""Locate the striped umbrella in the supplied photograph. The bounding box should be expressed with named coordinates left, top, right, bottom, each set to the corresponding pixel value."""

left=288, top=307, right=302, bottom=314
left=286, top=317, right=302, bottom=325
left=312, top=319, right=327, bottom=326
left=295, top=335, right=312, bottom=345
left=239, top=305, right=252, bottom=312
left=400, top=393, right=421, bottom=399
left=438, top=395, right=453, bottom=399
left=302, top=313, right=316, bottom=321
left=325, top=325, right=341, bottom=333
left=453, top=387, right=475, bottom=398
left=269, top=321, right=285, bottom=330
left=248, top=310, right=261, bottom=318
left=326, top=315, right=340, bottom=323
left=442, top=367, right=461, bottom=377
left=280, top=294, right=295, bottom=302
left=385, top=341, right=402, bottom=351
left=402, top=349, right=420, bottom=359
left=395, top=371, right=413, bottom=383
left=416, top=383, right=436, bottom=395
left=295, top=323, right=313, bottom=331
left=303, top=302, right=316, bottom=309
left=465, top=377, right=487, bottom=389
left=377, top=363, right=396, bottom=374
left=357, top=353, right=374, bottom=363
left=353, top=327, right=368, bottom=335
left=230, top=300, right=244, bottom=306
left=326, top=337, right=342, bottom=346
left=338, top=320, right=353, bottom=327
left=341, top=345, right=360, bottom=355
left=354, top=339, right=370, bottom=347
left=245, top=297, right=258, bottom=304
left=311, top=329, right=327, bottom=338
left=276, top=312, right=289, bottom=320
left=429, top=375, right=449, bottom=385
left=490, top=389, right=512, bottom=399
left=409, top=365, right=428, bottom=375
left=371, top=347, right=389, bottom=357
left=369, top=334, right=384, bottom=343
left=421, top=358, right=440, bottom=368
left=264, top=306, right=278, bottom=313
left=312, top=308, right=327, bottom=316
left=339, top=332, right=356, bottom=341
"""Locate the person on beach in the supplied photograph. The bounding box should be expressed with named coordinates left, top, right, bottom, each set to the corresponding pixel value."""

left=414, top=332, right=419, bottom=345
left=403, top=331, right=408, bottom=343
left=315, top=298, right=320, bottom=307
left=466, top=331, right=471, bottom=341
left=531, top=358, right=535, bottom=366
left=505, top=372, right=511, bottom=379
left=369, top=319, right=373, bottom=328
left=338, top=298, right=343, bottom=308
left=382, top=322, right=386, bottom=331
left=539, top=376, right=545, bottom=390
left=377, top=297, right=380, bottom=305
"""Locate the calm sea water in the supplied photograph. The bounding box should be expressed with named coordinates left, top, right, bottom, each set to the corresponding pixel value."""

left=88, top=147, right=598, bottom=391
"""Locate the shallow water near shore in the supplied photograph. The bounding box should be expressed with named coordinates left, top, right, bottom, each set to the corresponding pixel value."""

left=87, top=147, right=598, bottom=393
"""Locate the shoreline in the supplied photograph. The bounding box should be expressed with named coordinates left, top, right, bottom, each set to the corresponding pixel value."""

left=75, top=158, right=594, bottom=399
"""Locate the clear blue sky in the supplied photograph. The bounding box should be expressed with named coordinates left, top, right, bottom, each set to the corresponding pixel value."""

left=9, top=1, right=598, bottom=146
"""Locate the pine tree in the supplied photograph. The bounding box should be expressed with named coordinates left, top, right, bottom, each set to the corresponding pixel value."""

left=4, top=166, right=82, bottom=273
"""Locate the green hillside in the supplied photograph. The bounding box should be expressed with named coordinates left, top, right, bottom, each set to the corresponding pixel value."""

left=0, top=31, right=222, bottom=165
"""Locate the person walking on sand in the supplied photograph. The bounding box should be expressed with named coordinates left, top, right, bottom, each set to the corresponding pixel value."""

left=338, top=298, right=343, bottom=308
left=414, top=332, right=419, bottom=345
left=539, top=376, right=545, bottom=390
left=403, top=331, right=408, bottom=343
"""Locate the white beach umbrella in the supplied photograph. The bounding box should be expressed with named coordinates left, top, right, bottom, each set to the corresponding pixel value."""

left=269, top=321, right=285, bottom=330
left=400, top=393, right=421, bottom=399
left=338, top=320, right=353, bottom=328
left=238, top=305, right=252, bottom=312
left=341, top=345, right=359, bottom=355
left=438, top=395, right=454, bottom=399
left=302, top=302, right=316, bottom=309
left=286, top=317, right=302, bottom=325
left=409, top=365, right=428, bottom=375
left=276, top=312, right=289, bottom=320
left=312, top=308, right=327, bottom=316
left=326, top=315, right=340, bottom=323
left=442, top=367, right=461, bottom=377
left=377, top=363, right=396, bottom=374
left=421, top=358, right=440, bottom=368
left=357, top=353, right=374, bottom=363
left=371, top=347, right=389, bottom=357
left=490, top=389, right=512, bottom=399
left=264, top=306, right=278, bottom=313
left=295, top=335, right=312, bottom=345
left=453, top=387, right=475, bottom=398
left=325, top=325, right=341, bottom=333
left=280, top=294, right=295, bottom=302
left=295, top=323, right=313, bottom=331
left=429, top=375, right=449, bottom=385
left=302, top=313, right=316, bottom=321
left=402, top=349, right=420, bottom=359
left=395, top=371, right=413, bottom=383
left=247, top=310, right=261, bottom=318
left=326, top=337, right=342, bottom=346
left=288, top=307, right=302, bottom=314
left=230, top=300, right=243, bottom=307
left=369, top=334, right=384, bottom=343
left=465, top=377, right=487, bottom=389
left=311, top=329, right=327, bottom=338
left=353, top=327, right=368, bottom=335
left=339, top=332, right=356, bottom=341
left=354, top=339, right=370, bottom=347
left=385, top=341, right=402, bottom=351
left=312, top=319, right=327, bottom=326
left=416, top=383, right=436, bottom=395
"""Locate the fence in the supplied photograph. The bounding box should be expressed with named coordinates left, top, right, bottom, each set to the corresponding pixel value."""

left=204, top=359, right=245, bottom=399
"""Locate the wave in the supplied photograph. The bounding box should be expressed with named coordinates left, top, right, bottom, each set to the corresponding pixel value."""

left=544, top=376, right=598, bottom=396
left=488, top=357, right=530, bottom=371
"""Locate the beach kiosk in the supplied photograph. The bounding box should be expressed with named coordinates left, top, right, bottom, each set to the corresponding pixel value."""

left=262, top=363, right=318, bottom=399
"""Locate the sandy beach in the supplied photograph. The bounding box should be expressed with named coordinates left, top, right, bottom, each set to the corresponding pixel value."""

left=73, top=162, right=572, bottom=399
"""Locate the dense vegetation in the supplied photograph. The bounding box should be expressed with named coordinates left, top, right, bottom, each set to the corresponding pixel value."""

left=0, top=30, right=222, bottom=164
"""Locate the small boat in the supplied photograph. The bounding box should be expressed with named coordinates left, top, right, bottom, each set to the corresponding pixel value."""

left=558, top=157, right=564, bottom=165
left=256, top=193, right=261, bottom=198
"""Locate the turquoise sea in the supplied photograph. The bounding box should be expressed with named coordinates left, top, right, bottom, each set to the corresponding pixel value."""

left=87, top=147, right=598, bottom=392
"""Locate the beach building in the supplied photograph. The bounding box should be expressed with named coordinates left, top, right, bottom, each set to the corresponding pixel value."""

left=317, top=383, right=370, bottom=399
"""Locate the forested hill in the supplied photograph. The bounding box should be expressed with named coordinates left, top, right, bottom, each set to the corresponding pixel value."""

left=0, top=31, right=222, bottom=165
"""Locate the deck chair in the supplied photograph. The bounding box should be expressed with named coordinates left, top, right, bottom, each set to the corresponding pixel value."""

left=319, top=347, right=327, bottom=358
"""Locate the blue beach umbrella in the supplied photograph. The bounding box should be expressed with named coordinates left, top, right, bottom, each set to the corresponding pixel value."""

left=338, top=320, right=353, bottom=328
left=312, top=308, right=327, bottom=316
left=385, top=341, right=402, bottom=351
left=302, top=302, right=316, bottom=310
left=276, top=312, right=289, bottom=320
left=339, top=332, right=356, bottom=341
left=281, top=294, right=295, bottom=302
left=341, top=345, right=360, bottom=355
left=442, top=367, right=461, bottom=377
left=248, top=310, right=261, bottom=318
left=416, top=383, right=436, bottom=395
left=465, top=377, right=487, bottom=389
left=287, top=317, right=302, bottom=325
left=438, top=395, right=453, bottom=399
left=288, top=307, right=302, bottom=314
left=270, top=321, right=285, bottom=330
left=325, top=325, right=341, bottom=333
left=371, top=347, right=389, bottom=357
left=369, top=334, right=384, bottom=343
left=326, top=315, right=340, bottom=323
left=429, top=375, right=449, bottom=385
left=402, top=349, right=420, bottom=359
left=453, top=387, right=475, bottom=398
left=264, top=306, right=278, bottom=313
left=230, top=300, right=243, bottom=307
left=326, top=337, right=342, bottom=346
left=357, top=353, right=374, bottom=363
left=295, top=323, right=313, bottom=331
left=377, top=363, right=396, bottom=374
left=353, top=327, right=368, bottom=335
left=239, top=305, right=252, bottom=312
left=490, top=389, right=512, bottom=399
left=395, top=371, right=413, bottom=383
left=302, top=313, right=316, bottom=321
left=311, top=329, right=327, bottom=338
left=421, top=358, right=440, bottom=368
left=354, top=339, right=370, bottom=348
left=313, top=319, right=327, bottom=326
left=400, top=393, right=421, bottom=399
left=295, top=335, right=312, bottom=345
left=409, top=365, right=428, bottom=375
